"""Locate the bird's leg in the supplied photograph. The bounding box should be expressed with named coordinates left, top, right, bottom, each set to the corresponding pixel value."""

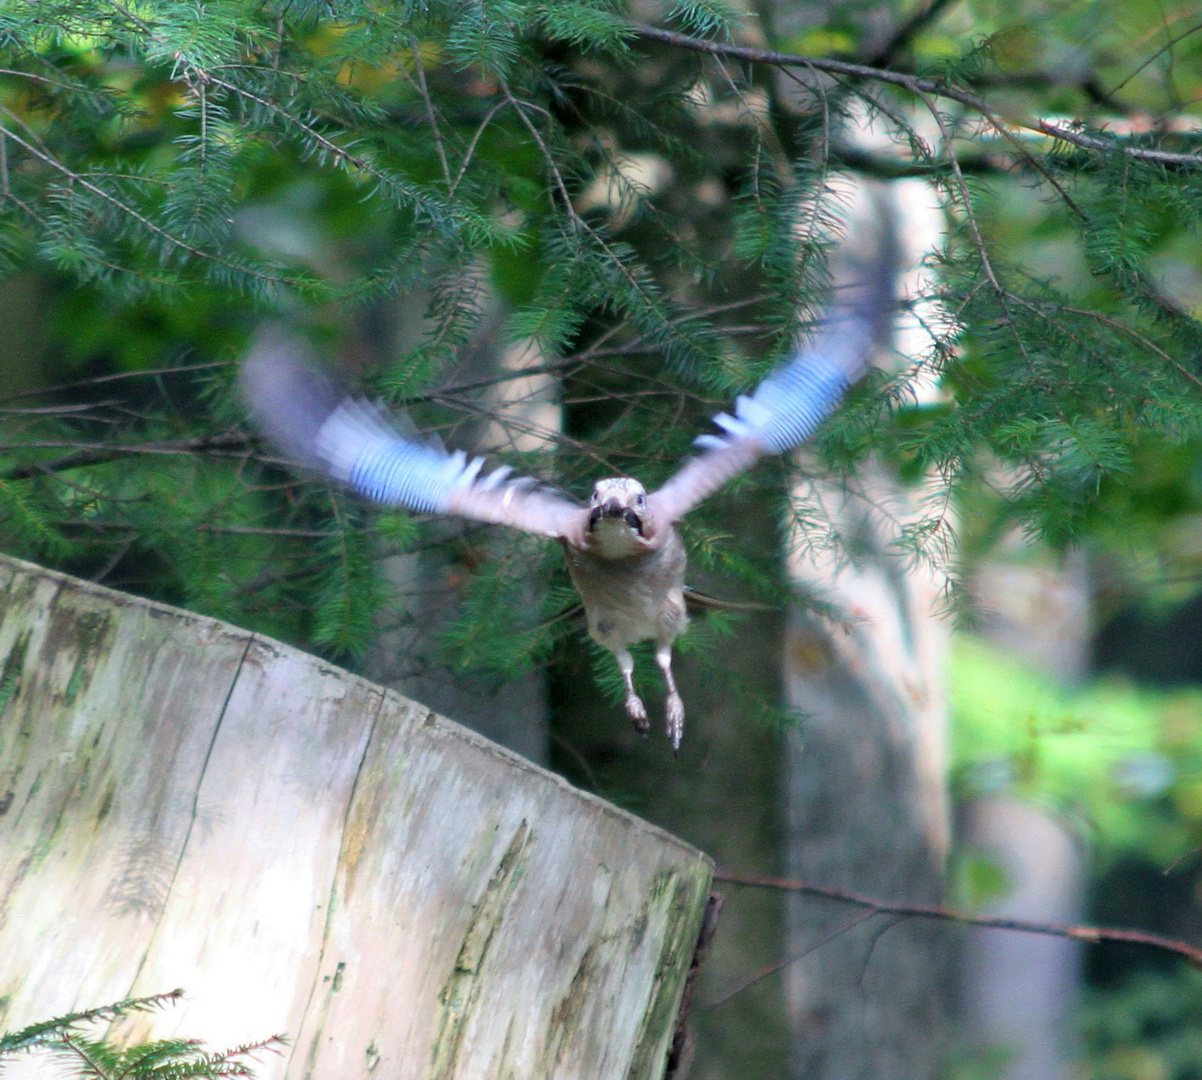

left=614, top=646, right=649, bottom=735
left=655, top=642, right=685, bottom=753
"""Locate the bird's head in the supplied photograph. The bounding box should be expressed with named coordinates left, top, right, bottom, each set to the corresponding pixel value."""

left=586, top=477, right=650, bottom=555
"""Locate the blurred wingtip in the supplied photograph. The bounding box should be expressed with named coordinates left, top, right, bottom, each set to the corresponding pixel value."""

left=240, top=322, right=342, bottom=471
left=825, top=183, right=901, bottom=362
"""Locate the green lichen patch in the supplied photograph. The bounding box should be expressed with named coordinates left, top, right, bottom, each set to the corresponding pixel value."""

left=431, top=819, right=533, bottom=1079
left=0, top=630, right=30, bottom=717
left=625, top=868, right=712, bottom=1080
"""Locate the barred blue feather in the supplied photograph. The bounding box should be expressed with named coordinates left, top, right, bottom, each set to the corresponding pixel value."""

left=241, top=327, right=585, bottom=539
left=696, top=349, right=853, bottom=458
left=314, top=398, right=469, bottom=515
left=748, top=351, right=852, bottom=454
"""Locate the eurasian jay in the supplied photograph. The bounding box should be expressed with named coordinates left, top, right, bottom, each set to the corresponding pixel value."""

left=242, top=245, right=892, bottom=751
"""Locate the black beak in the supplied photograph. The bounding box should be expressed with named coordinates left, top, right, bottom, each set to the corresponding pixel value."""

left=588, top=500, right=644, bottom=535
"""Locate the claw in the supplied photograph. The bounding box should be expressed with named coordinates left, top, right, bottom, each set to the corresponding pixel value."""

left=626, top=693, right=650, bottom=736
left=665, top=692, right=685, bottom=754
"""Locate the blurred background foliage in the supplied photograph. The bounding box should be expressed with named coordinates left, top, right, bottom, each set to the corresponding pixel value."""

left=3, top=0, right=1202, bottom=1076
left=951, top=634, right=1202, bottom=1079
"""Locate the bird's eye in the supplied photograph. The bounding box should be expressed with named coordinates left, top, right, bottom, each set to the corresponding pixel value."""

left=637, top=493, right=646, bottom=507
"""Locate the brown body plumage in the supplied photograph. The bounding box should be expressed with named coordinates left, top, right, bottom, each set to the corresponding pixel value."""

left=562, top=480, right=690, bottom=744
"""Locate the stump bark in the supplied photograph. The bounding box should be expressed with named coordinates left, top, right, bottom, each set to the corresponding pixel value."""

left=0, top=553, right=712, bottom=1079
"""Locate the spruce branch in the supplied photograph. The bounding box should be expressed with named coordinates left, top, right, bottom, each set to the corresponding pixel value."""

left=630, top=22, right=1202, bottom=167
left=0, top=990, right=183, bottom=1054
left=0, top=106, right=300, bottom=288
left=1, top=988, right=286, bottom=1080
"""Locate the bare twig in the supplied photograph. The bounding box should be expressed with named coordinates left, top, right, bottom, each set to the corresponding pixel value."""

left=1109, top=18, right=1202, bottom=96
left=408, top=35, right=452, bottom=189
left=0, top=361, right=231, bottom=405
left=918, top=91, right=1002, bottom=293
left=707, top=909, right=878, bottom=1008
left=715, top=869, right=1202, bottom=968
left=1058, top=305, right=1202, bottom=392
left=449, top=100, right=506, bottom=198
left=865, top=0, right=962, bottom=68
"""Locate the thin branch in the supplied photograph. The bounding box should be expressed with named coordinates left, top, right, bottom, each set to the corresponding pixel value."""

left=449, top=99, right=505, bottom=198
left=919, top=91, right=1002, bottom=293
left=0, top=432, right=253, bottom=481
left=51, top=519, right=334, bottom=539
left=57, top=1033, right=109, bottom=1077
left=707, top=909, right=878, bottom=1007
left=630, top=23, right=1202, bottom=167
left=0, top=68, right=88, bottom=92
left=830, top=143, right=1008, bottom=179
left=0, top=106, right=298, bottom=286
left=0, top=990, right=184, bottom=1052
left=715, top=869, right=1202, bottom=968
left=0, top=361, right=231, bottom=405
left=0, top=179, right=182, bottom=287
left=1056, top=305, right=1202, bottom=392
left=1109, top=18, right=1202, bottom=96
left=408, top=35, right=452, bottom=189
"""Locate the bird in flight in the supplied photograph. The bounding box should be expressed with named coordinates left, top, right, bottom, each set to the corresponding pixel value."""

left=242, top=244, right=892, bottom=752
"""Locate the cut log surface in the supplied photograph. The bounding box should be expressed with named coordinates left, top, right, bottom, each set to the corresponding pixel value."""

left=0, top=554, right=712, bottom=1080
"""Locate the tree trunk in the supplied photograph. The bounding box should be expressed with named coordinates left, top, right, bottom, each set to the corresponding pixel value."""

left=0, top=553, right=711, bottom=1080
left=959, top=542, right=1090, bottom=1079
left=783, top=466, right=950, bottom=1080
left=781, top=180, right=952, bottom=1080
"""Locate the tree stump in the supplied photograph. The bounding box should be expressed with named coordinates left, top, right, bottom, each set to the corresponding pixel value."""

left=0, top=554, right=712, bottom=1079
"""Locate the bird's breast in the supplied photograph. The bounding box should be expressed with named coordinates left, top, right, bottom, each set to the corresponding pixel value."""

left=562, top=530, right=688, bottom=647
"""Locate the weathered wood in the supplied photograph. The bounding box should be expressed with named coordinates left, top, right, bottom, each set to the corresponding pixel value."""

left=0, top=554, right=712, bottom=1079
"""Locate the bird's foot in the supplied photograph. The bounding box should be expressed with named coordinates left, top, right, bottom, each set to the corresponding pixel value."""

left=665, top=692, right=685, bottom=755
left=625, top=693, right=650, bottom=736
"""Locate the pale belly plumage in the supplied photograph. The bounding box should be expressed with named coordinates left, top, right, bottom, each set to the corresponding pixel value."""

left=562, top=528, right=688, bottom=649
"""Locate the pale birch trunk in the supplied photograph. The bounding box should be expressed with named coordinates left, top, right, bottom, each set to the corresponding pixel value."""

left=959, top=544, right=1090, bottom=1079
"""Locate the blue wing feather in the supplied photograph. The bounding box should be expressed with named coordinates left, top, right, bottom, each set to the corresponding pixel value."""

left=312, top=397, right=469, bottom=514
left=734, top=344, right=857, bottom=455
left=241, top=326, right=584, bottom=539
left=647, top=236, right=893, bottom=527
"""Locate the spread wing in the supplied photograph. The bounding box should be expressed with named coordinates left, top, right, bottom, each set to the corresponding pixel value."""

left=647, top=233, right=896, bottom=529
left=241, top=325, right=586, bottom=541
